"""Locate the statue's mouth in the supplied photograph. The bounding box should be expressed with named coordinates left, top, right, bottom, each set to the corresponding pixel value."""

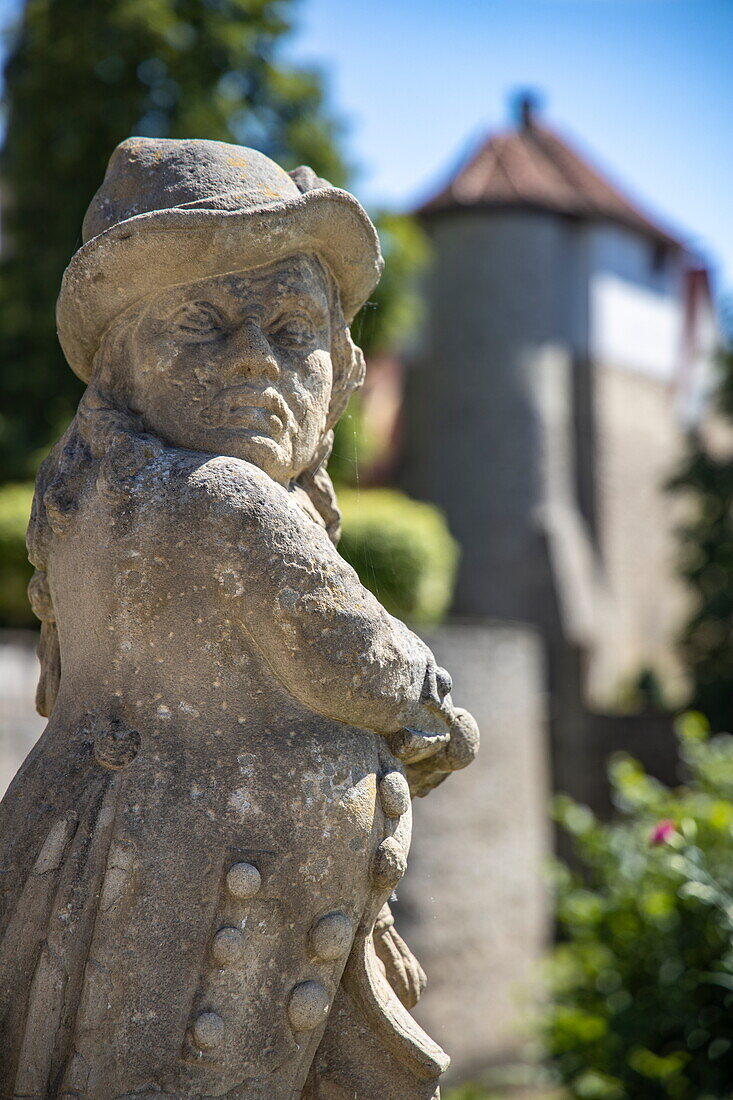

left=201, top=386, right=292, bottom=438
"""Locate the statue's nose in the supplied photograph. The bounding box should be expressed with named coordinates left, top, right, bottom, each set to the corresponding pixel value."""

left=229, top=321, right=280, bottom=385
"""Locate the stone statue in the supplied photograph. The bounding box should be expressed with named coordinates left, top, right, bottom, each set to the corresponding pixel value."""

left=0, top=139, right=479, bottom=1099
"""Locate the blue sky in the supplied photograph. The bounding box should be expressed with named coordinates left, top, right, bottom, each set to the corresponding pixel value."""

left=287, top=0, right=733, bottom=297
left=0, top=0, right=730, bottom=294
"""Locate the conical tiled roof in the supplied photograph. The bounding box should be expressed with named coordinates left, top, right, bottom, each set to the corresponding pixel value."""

left=418, top=110, right=681, bottom=247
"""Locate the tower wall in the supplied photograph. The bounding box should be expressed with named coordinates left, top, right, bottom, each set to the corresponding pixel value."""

left=400, top=208, right=590, bottom=625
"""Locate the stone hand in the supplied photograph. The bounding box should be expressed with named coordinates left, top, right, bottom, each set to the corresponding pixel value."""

left=387, top=662, right=456, bottom=762
left=389, top=700, right=452, bottom=764
left=389, top=725, right=451, bottom=764
left=401, top=707, right=480, bottom=798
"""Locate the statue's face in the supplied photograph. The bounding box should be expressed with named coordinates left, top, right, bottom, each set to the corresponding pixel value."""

left=130, top=254, right=333, bottom=483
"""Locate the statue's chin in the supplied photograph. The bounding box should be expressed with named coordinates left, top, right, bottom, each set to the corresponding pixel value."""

left=200, top=427, right=293, bottom=485
left=145, top=420, right=299, bottom=485
left=225, top=432, right=289, bottom=482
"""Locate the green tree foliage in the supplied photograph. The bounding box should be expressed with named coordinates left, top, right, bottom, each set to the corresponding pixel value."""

left=350, top=211, right=429, bottom=361
left=543, top=713, right=733, bottom=1099
left=330, top=211, right=429, bottom=487
left=0, top=0, right=347, bottom=480
left=670, top=339, right=733, bottom=733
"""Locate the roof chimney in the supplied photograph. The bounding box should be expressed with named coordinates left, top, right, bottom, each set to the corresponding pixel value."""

left=512, top=89, right=542, bottom=131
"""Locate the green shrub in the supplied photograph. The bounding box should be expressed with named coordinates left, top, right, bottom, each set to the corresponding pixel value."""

left=0, top=482, right=34, bottom=628
left=543, top=712, right=733, bottom=1099
left=443, top=1088, right=496, bottom=1100
left=328, top=394, right=381, bottom=487
left=338, top=488, right=459, bottom=625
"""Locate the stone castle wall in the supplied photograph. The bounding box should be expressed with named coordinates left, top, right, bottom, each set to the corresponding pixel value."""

left=400, top=208, right=588, bottom=627
left=0, top=632, right=44, bottom=797
left=588, top=361, right=691, bottom=705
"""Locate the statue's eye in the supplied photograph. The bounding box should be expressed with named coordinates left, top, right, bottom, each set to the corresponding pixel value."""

left=269, top=314, right=318, bottom=349
left=172, top=301, right=223, bottom=335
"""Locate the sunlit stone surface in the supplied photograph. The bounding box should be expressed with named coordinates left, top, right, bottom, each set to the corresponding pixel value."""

left=0, top=137, right=478, bottom=1099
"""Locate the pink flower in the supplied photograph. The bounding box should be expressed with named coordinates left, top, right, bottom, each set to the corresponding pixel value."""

left=649, top=819, right=676, bottom=846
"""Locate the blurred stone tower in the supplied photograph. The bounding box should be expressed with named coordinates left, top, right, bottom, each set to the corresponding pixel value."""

left=394, top=98, right=716, bottom=1081
left=399, top=97, right=716, bottom=788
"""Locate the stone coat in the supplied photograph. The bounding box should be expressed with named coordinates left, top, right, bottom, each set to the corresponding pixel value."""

left=0, top=442, right=447, bottom=1099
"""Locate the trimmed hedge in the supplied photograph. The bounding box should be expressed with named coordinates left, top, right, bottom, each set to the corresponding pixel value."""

left=0, top=482, right=35, bottom=628
left=338, top=488, right=459, bottom=625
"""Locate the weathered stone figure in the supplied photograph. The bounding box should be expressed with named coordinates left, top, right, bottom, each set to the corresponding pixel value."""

left=0, top=139, right=478, bottom=1099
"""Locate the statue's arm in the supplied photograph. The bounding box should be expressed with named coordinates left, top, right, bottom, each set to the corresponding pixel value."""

left=183, top=455, right=450, bottom=737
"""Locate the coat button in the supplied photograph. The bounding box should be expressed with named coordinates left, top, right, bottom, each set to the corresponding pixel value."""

left=287, top=980, right=330, bottom=1031
left=192, top=1010, right=224, bottom=1050
left=371, top=836, right=407, bottom=889
left=310, top=912, right=353, bottom=961
left=226, top=862, right=261, bottom=899
left=211, top=926, right=244, bottom=966
left=378, top=772, right=410, bottom=818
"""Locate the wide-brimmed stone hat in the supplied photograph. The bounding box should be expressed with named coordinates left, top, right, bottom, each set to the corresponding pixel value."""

left=56, top=137, right=383, bottom=383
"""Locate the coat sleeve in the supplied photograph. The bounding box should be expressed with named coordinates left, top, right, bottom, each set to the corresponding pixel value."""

left=172, top=454, right=447, bottom=736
